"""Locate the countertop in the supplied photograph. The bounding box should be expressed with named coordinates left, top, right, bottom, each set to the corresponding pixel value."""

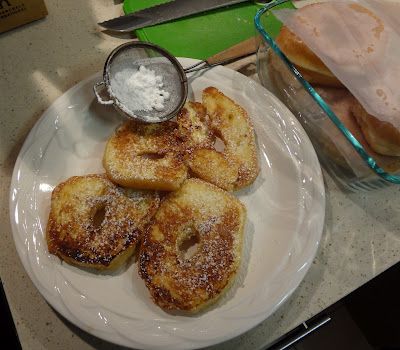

left=1, top=1, right=400, bottom=349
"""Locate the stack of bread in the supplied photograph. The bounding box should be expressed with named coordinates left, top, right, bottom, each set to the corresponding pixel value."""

left=267, top=3, right=400, bottom=175
left=46, top=87, right=259, bottom=313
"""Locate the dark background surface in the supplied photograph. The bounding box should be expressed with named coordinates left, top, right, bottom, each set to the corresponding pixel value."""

left=1, top=279, right=22, bottom=349
left=2, top=262, right=400, bottom=350
left=267, top=262, right=400, bottom=350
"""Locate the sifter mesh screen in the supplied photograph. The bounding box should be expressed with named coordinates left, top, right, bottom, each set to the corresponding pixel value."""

left=104, top=43, right=187, bottom=123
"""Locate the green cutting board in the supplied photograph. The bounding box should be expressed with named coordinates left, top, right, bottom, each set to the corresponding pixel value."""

left=123, top=0, right=294, bottom=60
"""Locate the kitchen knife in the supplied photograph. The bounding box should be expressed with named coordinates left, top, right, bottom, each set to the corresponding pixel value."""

left=98, top=0, right=249, bottom=33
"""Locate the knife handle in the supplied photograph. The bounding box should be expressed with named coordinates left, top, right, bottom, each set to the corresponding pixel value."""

left=206, top=36, right=258, bottom=65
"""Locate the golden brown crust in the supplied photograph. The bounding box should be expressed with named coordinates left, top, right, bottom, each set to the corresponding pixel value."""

left=202, top=87, right=259, bottom=190
left=275, top=25, right=342, bottom=87
left=351, top=102, right=400, bottom=157
left=46, top=174, right=160, bottom=270
left=186, top=148, right=239, bottom=191
left=177, top=101, right=214, bottom=151
left=177, top=99, right=240, bottom=191
left=177, top=93, right=259, bottom=191
left=104, top=89, right=258, bottom=192
left=103, top=121, right=188, bottom=191
left=139, top=178, right=246, bottom=312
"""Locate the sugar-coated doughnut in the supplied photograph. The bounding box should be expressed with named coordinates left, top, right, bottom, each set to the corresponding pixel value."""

left=139, top=178, right=246, bottom=312
left=46, top=174, right=160, bottom=270
left=202, top=87, right=259, bottom=190
left=103, top=121, right=187, bottom=191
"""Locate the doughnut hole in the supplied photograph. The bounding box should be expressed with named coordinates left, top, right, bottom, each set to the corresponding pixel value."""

left=92, top=204, right=106, bottom=230
left=177, top=227, right=200, bottom=260
left=140, top=152, right=165, bottom=160
left=213, top=136, right=225, bottom=152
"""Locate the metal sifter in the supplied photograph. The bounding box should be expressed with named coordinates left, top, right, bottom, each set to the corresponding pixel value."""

left=94, top=39, right=257, bottom=123
left=94, top=42, right=187, bottom=123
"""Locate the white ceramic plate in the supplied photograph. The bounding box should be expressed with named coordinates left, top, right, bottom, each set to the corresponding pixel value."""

left=9, top=58, right=325, bottom=350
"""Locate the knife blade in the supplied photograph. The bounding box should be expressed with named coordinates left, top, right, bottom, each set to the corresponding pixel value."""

left=98, top=0, right=249, bottom=33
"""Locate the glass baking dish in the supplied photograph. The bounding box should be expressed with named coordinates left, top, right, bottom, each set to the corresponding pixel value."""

left=254, top=0, right=400, bottom=191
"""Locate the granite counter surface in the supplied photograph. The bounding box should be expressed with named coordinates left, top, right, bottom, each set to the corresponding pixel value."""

left=1, top=1, right=399, bottom=349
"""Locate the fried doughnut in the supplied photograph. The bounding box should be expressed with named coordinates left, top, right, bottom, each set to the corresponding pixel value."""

left=139, top=178, right=246, bottom=312
left=103, top=121, right=187, bottom=191
left=186, top=148, right=240, bottom=191
left=177, top=101, right=214, bottom=151
left=177, top=101, right=240, bottom=191
left=202, top=87, right=259, bottom=189
left=46, top=174, right=160, bottom=270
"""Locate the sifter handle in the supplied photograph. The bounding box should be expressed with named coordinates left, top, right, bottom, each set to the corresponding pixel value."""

left=93, top=81, right=114, bottom=105
left=206, top=36, right=258, bottom=66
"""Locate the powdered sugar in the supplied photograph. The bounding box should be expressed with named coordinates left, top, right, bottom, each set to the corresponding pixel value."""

left=110, top=65, right=171, bottom=114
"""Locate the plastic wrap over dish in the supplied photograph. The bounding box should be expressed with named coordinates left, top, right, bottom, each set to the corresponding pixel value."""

left=255, top=0, right=400, bottom=189
left=274, top=0, right=400, bottom=133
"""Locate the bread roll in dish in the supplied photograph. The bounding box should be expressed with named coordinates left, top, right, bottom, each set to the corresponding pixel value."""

left=270, top=22, right=400, bottom=161
left=267, top=41, right=400, bottom=173
left=275, top=25, right=342, bottom=87
left=316, top=88, right=400, bottom=173
left=351, top=102, right=400, bottom=157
